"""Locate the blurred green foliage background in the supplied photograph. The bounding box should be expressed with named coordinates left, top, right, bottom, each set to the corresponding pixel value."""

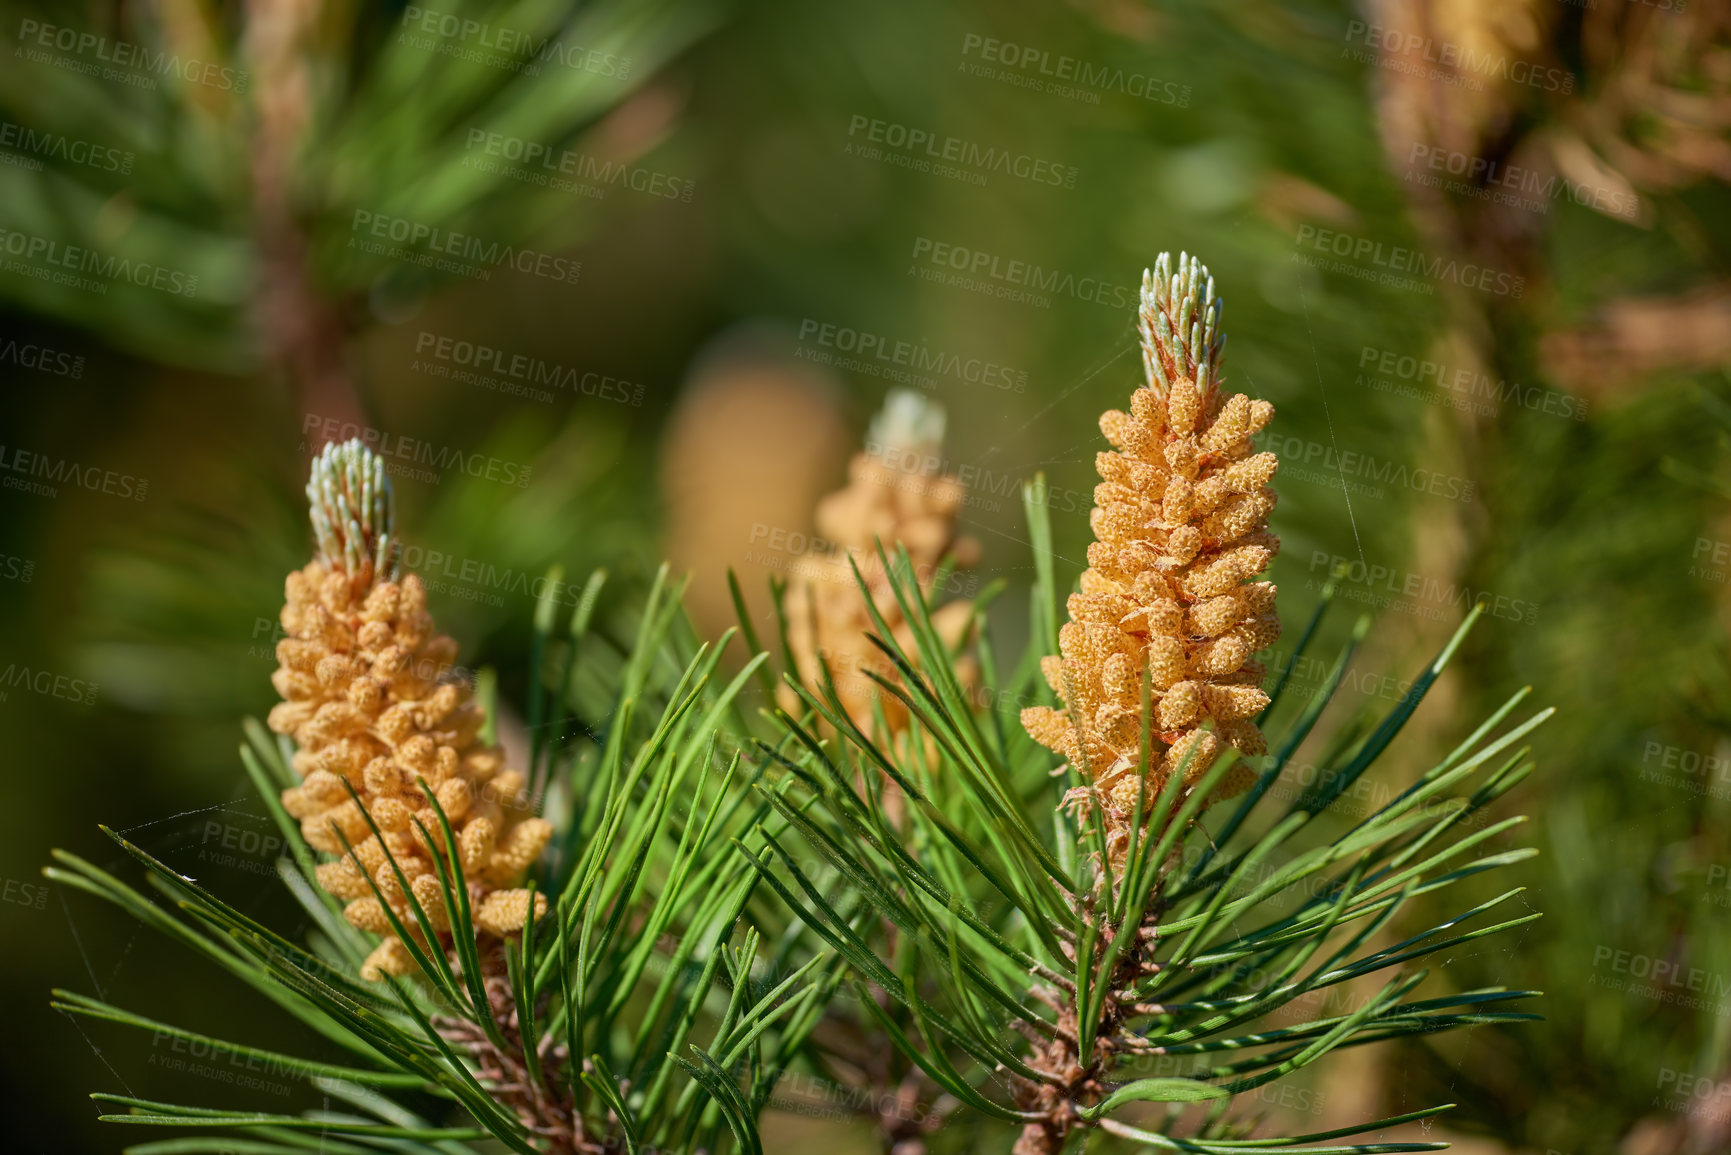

left=0, top=0, right=1726, bottom=1151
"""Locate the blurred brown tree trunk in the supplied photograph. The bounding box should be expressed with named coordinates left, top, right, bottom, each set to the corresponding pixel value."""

left=247, top=0, right=364, bottom=437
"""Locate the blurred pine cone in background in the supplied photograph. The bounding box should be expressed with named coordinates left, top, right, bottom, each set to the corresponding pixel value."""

left=779, top=389, right=981, bottom=741
left=660, top=331, right=851, bottom=642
